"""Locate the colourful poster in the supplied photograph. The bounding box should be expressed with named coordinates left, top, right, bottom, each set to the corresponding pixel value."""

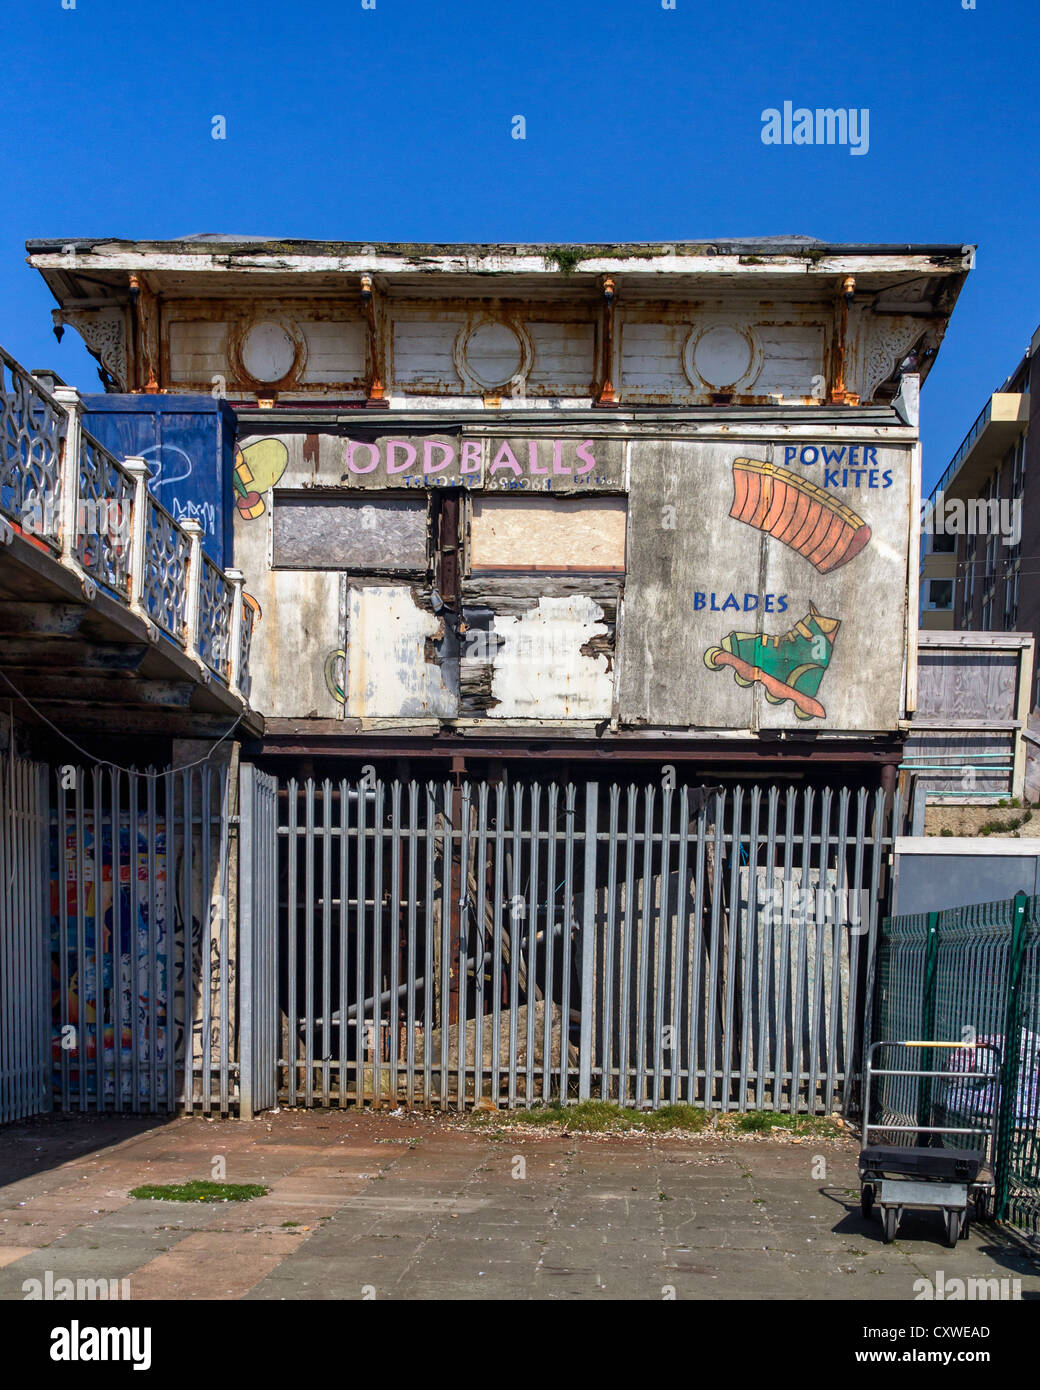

left=50, top=813, right=169, bottom=1103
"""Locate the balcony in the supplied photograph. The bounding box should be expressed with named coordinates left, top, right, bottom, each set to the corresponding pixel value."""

left=930, top=392, right=1030, bottom=502
left=0, top=344, right=260, bottom=739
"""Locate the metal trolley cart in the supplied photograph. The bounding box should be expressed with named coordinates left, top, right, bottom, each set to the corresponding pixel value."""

left=859, top=1040, right=1001, bottom=1248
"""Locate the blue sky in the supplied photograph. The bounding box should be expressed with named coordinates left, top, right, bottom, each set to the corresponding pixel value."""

left=2, top=0, right=1037, bottom=487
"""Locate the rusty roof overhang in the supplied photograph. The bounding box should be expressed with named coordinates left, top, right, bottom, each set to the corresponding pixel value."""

left=26, top=235, right=974, bottom=308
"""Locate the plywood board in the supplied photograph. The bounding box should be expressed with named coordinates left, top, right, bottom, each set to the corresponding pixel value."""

left=469, top=496, right=627, bottom=572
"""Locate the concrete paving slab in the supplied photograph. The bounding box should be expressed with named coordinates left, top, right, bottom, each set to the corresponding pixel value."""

left=0, top=1110, right=1038, bottom=1302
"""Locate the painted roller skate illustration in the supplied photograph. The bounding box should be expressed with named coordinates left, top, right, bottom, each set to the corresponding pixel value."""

left=704, top=604, right=839, bottom=720
left=730, top=458, right=871, bottom=573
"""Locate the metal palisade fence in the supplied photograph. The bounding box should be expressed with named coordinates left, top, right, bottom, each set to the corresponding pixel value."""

left=871, top=893, right=1040, bottom=1234
left=0, top=756, right=49, bottom=1123
left=0, top=753, right=235, bottom=1121
left=252, top=776, right=901, bottom=1117
left=4, top=759, right=906, bottom=1123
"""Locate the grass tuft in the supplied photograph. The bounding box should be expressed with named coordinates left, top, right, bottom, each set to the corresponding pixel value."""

left=730, top=1111, right=841, bottom=1137
left=470, top=1099, right=708, bottom=1133
left=542, top=246, right=593, bottom=275
left=129, top=1180, right=269, bottom=1203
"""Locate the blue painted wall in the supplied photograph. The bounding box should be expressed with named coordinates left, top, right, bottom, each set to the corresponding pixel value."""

left=81, top=395, right=237, bottom=569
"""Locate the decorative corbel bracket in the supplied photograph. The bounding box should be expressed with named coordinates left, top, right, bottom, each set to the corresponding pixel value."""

left=361, top=273, right=390, bottom=408
left=828, top=275, right=856, bottom=404
left=593, top=276, right=619, bottom=408
left=128, top=273, right=160, bottom=393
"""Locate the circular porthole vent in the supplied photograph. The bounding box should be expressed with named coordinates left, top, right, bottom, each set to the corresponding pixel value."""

left=235, top=319, right=305, bottom=387
left=455, top=317, right=533, bottom=394
left=683, top=323, right=763, bottom=393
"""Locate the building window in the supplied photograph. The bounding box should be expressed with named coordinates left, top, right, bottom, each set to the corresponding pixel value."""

left=927, top=579, right=953, bottom=610
left=1004, top=563, right=1019, bottom=628
left=981, top=591, right=994, bottom=631
left=931, top=532, right=956, bottom=554
left=1011, top=433, right=1027, bottom=498
left=961, top=534, right=976, bottom=626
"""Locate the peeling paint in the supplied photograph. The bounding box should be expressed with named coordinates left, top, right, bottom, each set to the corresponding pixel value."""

left=344, top=585, right=457, bottom=718
left=487, top=595, right=614, bottom=720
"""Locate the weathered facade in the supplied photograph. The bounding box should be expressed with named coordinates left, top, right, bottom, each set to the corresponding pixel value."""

left=5, top=237, right=974, bottom=1119
left=29, top=236, right=972, bottom=775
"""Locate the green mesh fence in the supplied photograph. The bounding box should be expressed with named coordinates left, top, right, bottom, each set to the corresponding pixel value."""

left=872, top=892, right=1040, bottom=1234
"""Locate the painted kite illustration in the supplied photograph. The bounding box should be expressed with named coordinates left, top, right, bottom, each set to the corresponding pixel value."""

left=233, top=438, right=289, bottom=520
left=704, top=604, right=840, bottom=720
left=729, top=458, right=871, bottom=573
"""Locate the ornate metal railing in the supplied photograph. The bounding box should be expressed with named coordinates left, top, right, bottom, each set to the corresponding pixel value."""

left=0, top=342, right=253, bottom=699
left=141, top=494, right=191, bottom=640
left=0, top=346, right=66, bottom=550
left=240, top=593, right=259, bottom=699
left=197, top=551, right=234, bottom=676
left=76, top=431, right=135, bottom=596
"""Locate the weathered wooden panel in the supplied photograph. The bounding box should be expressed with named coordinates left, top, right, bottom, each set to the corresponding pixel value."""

left=902, top=730, right=1013, bottom=795
left=754, top=326, right=826, bottom=396
left=343, top=585, right=457, bottom=718
left=483, top=594, right=614, bottom=720
left=618, top=437, right=911, bottom=731
left=272, top=495, right=428, bottom=571
left=469, top=496, right=626, bottom=571
left=916, top=650, right=1018, bottom=721
left=168, top=319, right=227, bottom=380
left=244, top=571, right=342, bottom=720
left=619, top=321, right=688, bottom=392
left=527, top=321, right=596, bottom=393
left=618, top=314, right=828, bottom=403
left=298, top=321, right=366, bottom=382
left=392, top=315, right=463, bottom=386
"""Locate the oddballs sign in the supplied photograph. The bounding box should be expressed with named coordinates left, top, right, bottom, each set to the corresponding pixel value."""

left=338, top=435, right=623, bottom=491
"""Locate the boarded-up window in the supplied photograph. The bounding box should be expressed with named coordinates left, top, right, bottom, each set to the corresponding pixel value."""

left=272, top=494, right=428, bottom=571
left=468, top=496, right=627, bottom=573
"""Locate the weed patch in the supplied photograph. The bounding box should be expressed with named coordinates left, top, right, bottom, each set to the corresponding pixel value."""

left=129, top=1180, right=269, bottom=1203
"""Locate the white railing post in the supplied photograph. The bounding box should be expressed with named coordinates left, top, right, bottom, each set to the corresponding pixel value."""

left=122, top=458, right=150, bottom=617
left=224, top=568, right=245, bottom=693
left=52, top=386, right=82, bottom=568
left=181, top=519, right=204, bottom=662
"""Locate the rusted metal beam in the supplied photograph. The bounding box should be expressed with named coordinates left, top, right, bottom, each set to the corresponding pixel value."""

left=594, top=275, right=619, bottom=407
left=360, top=274, right=389, bottom=408
left=249, top=732, right=904, bottom=766
left=828, top=275, right=856, bottom=404
left=128, top=273, right=160, bottom=393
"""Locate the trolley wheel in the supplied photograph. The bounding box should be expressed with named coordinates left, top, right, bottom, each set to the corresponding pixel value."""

left=882, top=1206, right=899, bottom=1244
left=972, top=1189, right=988, bottom=1223
left=943, top=1208, right=963, bottom=1249
left=860, top=1184, right=874, bottom=1220
left=961, top=1209, right=971, bottom=1240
